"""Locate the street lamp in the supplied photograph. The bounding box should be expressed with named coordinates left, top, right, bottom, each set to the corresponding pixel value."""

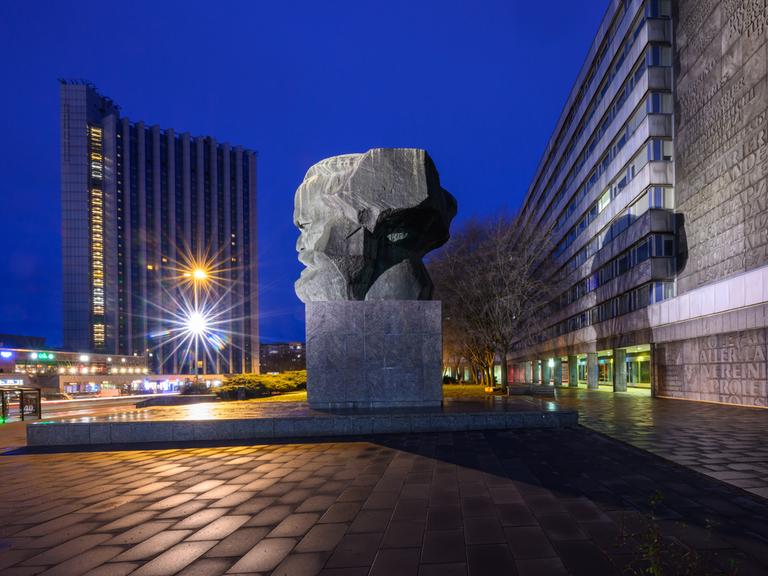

left=188, top=265, right=210, bottom=382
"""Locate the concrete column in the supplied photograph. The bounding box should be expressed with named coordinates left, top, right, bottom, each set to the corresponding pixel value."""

left=568, top=355, right=578, bottom=387
left=524, top=361, right=532, bottom=384
left=533, top=360, right=542, bottom=384
left=553, top=358, right=563, bottom=386
left=587, top=352, right=599, bottom=390
left=542, top=360, right=551, bottom=385
left=613, top=348, right=627, bottom=392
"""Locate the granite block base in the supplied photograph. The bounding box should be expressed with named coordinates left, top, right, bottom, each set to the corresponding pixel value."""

left=305, top=300, right=443, bottom=409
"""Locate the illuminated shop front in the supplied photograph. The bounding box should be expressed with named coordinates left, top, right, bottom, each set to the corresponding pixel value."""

left=0, top=347, right=149, bottom=395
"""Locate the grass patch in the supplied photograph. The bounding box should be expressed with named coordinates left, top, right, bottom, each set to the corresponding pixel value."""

left=243, top=390, right=308, bottom=403
left=443, top=384, right=494, bottom=398
left=238, top=383, right=492, bottom=403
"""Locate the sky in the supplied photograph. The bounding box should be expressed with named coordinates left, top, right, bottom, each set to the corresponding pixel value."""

left=0, top=0, right=608, bottom=347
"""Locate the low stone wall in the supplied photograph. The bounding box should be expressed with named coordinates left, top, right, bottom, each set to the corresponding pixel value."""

left=135, top=395, right=219, bottom=408
left=26, top=409, right=578, bottom=447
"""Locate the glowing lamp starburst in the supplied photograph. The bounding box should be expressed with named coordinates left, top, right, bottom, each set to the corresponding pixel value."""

left=186, top=311, right=208, bottom=336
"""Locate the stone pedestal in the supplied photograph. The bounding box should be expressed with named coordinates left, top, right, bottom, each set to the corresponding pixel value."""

left=306, top=300, right=442, bottom=409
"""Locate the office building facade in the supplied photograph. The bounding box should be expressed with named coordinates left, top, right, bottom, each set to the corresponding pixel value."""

left=510, top=0, right=768, bottom=407
left=61, top=81, right=259, bottom=374
left=259, top=342, right=306, bottom=373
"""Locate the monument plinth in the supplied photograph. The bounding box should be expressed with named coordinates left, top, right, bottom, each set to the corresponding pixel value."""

left=294, top=148, right=456, bottom=409
left=306, top=300, right=442, bottom=409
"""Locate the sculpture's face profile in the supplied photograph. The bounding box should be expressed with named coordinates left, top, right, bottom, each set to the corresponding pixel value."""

left=294, top=148, right=457, bottom=302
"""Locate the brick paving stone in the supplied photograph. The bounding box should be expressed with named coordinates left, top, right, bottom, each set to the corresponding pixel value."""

left=113, top=530, right=192, bottom=562
left=83, top=561, right=140, bottom=576
left=205, top=527, right=270, bottom=558
left=418, top=562, right=468, bottom=576
left=105, top=521, right=174, bottom=545
left=272, top=552, right=328, bottom=576
left=421, top=529, right=466, bottom=564
left=130, top=540, right=217, bottom=576
left=464, top=516, right=506, bottom=545
left=348, top=510, right=392, bottom=533
left=370, top=547, right=420, bottom=576
left=171, top=507, right=228, bottom=530
left=228, top=537, right=296, bottom=573
left=319, top=502, right=361, bottom=524
left=14, top=522, right=101, bottom=550
left=157, top=500, right=209, bottom=519
left=245, top=504, right=292, bottom=527
left=269, top=513, right=321, bottom=537
left=326, top=533, right=382, bottom=568
left=38, top=546, right=123, bottom=576
left=100, top=510, right=158, bottom=532
left=466, top=544, right=516, bottom=576
left=536, top=514, right=588, bottom=541
left=504, top=527, right=557, bottom=559
left=188, top=515, right=250, bottom=541
left=296, top=523, right=348, bottom=553
left=382, top=521, right=424, bottom=548
left=515, top=557, right=570, bottom=576
left=296, top=495, right=338, bottom=513
left=176, top=557, right=232, bottom=576
left=22, top=534, right=111, bottom=566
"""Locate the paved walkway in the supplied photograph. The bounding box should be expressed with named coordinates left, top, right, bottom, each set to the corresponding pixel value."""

left=550, top=389, right=768, bottom=499
left=1, top=428, right=767, bottom=575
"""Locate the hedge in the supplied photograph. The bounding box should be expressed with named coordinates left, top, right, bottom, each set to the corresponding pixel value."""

left=216, top=370, right=307, bottom=400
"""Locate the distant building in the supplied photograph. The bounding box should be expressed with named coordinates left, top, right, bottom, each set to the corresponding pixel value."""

left=0, top=346, right=148, bottom=395
left=259, top=342, right=305, bottom=373
left=60, top=81, right=258, bottom=374
left=509, top=0, right=768, bottom=407
left=0, top=334, right=46, bottom=349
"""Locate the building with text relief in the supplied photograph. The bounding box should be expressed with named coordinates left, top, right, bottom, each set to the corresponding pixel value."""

left=510, top=0, right=768, bottom=407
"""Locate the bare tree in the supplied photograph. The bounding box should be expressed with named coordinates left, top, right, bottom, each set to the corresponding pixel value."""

left=429, top=214, right=558, bottom=388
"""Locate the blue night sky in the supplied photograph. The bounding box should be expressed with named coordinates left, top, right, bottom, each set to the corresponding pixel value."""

left=0, top=0, right=607, bottom=347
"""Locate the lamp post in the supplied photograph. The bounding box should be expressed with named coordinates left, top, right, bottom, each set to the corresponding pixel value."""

left=188, top=267, right=208, bottom=383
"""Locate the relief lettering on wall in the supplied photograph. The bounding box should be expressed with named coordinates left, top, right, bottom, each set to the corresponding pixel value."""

left=658, top=329, right=768, bottom=406
left=725, top=0, right=768, bottom=40
left=675, top=0, right=768, bottom=294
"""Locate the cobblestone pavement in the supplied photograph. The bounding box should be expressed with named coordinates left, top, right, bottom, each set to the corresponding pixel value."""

left=1, top=428, right=768, bottom=576
left=550, top=389, right=768, bottom=499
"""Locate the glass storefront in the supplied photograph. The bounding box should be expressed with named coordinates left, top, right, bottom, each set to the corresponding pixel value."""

left=566, top=345, right=652, bottom=391
left=625, top=344, right=652, bottom=388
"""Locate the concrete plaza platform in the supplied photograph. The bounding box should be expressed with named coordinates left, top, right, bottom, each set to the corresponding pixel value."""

left=26, top=397, right=577, bottom=447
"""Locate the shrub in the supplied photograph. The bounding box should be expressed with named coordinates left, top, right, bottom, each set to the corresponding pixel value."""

left=442, top=375, right=458, bottom=384
left=180, top=381, right=210, bottom=395
left=217, top=370, right=307, bottom=400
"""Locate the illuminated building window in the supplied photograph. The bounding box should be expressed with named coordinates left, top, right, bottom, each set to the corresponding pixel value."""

left=88, top=125, right=106, bottom=348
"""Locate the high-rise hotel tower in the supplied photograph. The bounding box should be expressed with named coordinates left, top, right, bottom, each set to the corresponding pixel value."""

left=60, top=81, right=258, bottom=374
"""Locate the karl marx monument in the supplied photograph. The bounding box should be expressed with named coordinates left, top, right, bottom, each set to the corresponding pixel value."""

left=294, top=148, right=457, bottom=408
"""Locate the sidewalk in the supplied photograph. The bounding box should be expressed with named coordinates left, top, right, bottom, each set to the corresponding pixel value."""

left=551, top=388, right=768, bottom=499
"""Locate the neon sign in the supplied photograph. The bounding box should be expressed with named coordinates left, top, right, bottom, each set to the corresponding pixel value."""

left=0, top=351, right=12, bottom=359
left=29, top=352, right=55, bottom=361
